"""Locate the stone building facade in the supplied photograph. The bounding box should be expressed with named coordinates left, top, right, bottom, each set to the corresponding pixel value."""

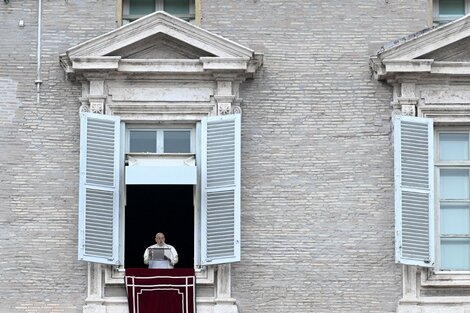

left=3, top=1, right=469, bottom=313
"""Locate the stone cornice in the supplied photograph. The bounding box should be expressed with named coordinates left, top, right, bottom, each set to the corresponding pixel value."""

left=201, top=57, right=249, bottom=71
left=371, top=58, right=470, bottom=80
left=60, top=56, right=258, bottom=79
left=71, top=56, right=121, bottom=70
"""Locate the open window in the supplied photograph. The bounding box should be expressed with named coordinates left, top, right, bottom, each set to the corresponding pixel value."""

left=78, top=112, right=241, bottom=268
left=394, top=115, right=470, bottom=271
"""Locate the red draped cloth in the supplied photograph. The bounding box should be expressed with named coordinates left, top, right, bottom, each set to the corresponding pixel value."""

left=125, top=268, right=195, bottom=313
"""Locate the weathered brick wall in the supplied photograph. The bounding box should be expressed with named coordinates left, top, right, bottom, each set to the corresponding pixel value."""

left=0, top=1, right=117, bottom=312
left=199, top=1, right=430, bottom=312
left=0, top=1, right=433, bottom=312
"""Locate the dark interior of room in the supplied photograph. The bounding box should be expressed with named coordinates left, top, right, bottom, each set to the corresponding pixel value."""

left=124, top=185, right=194, bottom=268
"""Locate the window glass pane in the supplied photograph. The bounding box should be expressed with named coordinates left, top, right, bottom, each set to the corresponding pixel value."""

left=439, top=133, right=469, bottom=161
left=130, top=0, right=155, bottom=15
left=164, top=131, right=191, bottom=153
left=441, top=204, right=470, bottom=234
left=440, top=169, right=470, bottom=200
left=441, top=238, right=470, bottom=270
left=129, top=131, right=157, bottom=153
left=164, top=0, right=189, bottom=15
left=439, top=0, right=465, bottom=15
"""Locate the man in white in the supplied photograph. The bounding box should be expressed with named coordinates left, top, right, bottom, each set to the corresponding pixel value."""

left=143, top=232, right=179, bottom=269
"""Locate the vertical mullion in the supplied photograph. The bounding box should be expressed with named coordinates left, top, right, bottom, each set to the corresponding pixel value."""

left=123, top=0, right=130, bottom=16
left=156, top=0, right=163, bottom=11
left=189, top=0, right=195, bottom=14
left=157, top=130, right=163, bottom=153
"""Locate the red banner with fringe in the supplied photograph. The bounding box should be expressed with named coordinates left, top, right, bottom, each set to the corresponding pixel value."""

left=125, top=268, right=195, bottom=313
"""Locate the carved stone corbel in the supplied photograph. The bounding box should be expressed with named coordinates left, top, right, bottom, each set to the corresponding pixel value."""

left=214, top=95, right=236, bottom=116
left=232, top=105, right=242, bottom=115
left=401, top=104, right=416, bottom=116
left=79, top=97, right=90, bottom=113
left=87, top=80, right=106, bottom=114
left=397, top=81, right=418, bottom=117
left=88, top=96, right=106, bottom=114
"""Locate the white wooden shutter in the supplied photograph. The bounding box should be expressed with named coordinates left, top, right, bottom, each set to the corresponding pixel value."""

left=200, top=114, right=241, bottom=265
left=394, top=115, right=434, bottom=267
left=78, top=112, right=122, bottom=265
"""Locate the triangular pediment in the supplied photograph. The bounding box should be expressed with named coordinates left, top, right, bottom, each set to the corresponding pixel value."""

left=377, top=14, right=470, bottom=61
left=107, top=33, right=214, bottom=60
left=418, top=35, right=470, bottom=61
left=60, top=11, right=263, bottom=78
left=371, top=14, right=470, bottom=79
left=65, top=11, right=254, bottom=59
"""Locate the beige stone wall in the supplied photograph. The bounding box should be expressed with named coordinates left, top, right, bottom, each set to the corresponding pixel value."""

left=200, top=1, right=430, bottom=312
left=0, top=0, right=433, bottom=312
left=0, top=1, right=117, bottom=312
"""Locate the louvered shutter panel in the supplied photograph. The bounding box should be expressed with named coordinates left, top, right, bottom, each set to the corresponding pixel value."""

left=394, top=115, right=434, bottom=267
left=78, top=113, right=122, bottom=265
left=200, top=114, right=241, bottom=265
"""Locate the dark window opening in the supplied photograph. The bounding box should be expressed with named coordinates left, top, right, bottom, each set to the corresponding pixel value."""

left=124, top=185, right=194, bottom=268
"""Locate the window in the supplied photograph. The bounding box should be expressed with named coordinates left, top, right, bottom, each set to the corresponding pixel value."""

left=437, top=131, right=470, bottom=270
left=78, top=113, right=241, bottom=268
left=127, top=127, right=194, bottom=154
left=433, top=0, right=468, bottom=24
left=122, top=0, right=195, bottom=24
left=394, top=116, right=470, bottom=271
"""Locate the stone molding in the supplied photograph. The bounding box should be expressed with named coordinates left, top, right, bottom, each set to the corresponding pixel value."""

left=62, top=11, right=262, bottom=313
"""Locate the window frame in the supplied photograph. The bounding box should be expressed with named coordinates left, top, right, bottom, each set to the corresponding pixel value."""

left=126, top=124, right=196, bottom=155
left=434, top=128, right=470, bottom=272
left=79, top=113, right=242, bottom=269
left=433, top=0, right=469, bottom=24
left=121, top=0, right=196, bottom=24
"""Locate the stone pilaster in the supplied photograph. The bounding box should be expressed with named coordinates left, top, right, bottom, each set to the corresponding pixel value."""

left=83, top=263, right=106, bottom=313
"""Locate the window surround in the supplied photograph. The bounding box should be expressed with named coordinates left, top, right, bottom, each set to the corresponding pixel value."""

left=390, top=93, right=470, bottom=310
left=394, top=102, right=470, bottom=288
left=418, top=108, right=470, bottom=287
left=61, top=11, right=262, bottom=313
left=371, top=14, right=470, bottom=309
